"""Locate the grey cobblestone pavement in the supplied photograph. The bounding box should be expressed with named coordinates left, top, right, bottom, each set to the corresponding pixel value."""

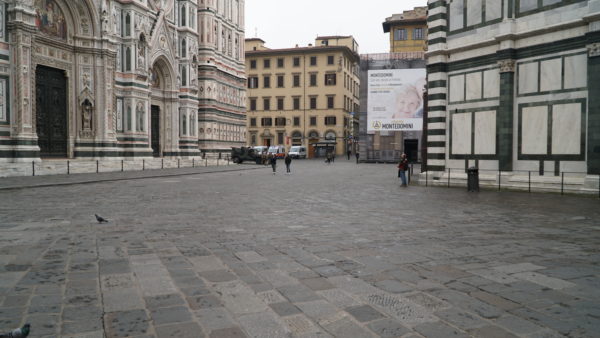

left=0, top=159, right=599, bottom=338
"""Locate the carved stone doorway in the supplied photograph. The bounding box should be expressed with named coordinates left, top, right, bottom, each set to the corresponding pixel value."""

left=36, top=65, right=68, bottom=158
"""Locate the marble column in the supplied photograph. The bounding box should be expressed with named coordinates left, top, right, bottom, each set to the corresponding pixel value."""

left=497, top=59, right=515, bottom=171
left=588, top=43, right=600, bottom=174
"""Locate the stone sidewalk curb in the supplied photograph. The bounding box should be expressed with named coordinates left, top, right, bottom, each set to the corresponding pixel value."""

left=0, top=164, right=264, bottom=191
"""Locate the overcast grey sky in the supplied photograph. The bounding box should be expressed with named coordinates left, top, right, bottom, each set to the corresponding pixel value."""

left=245, top=0, right=427, bottom=54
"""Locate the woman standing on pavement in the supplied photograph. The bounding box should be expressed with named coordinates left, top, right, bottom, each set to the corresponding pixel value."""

left=398, top=153, right=408, bottom=187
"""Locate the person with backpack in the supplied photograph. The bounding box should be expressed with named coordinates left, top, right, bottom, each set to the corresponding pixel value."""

left=284, top=153, right=292, bottom=174
left=398, top=153, right=408, bottom=187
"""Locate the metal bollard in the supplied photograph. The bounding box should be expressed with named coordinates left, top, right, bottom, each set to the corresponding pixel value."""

left=193, top=158, right=195, bottom=168
left=178, top=159, right=180, bottom=169
left=205, top=158, right=208, bottom=167
left=498, top=170, right=501, bottom=191
left=528, top=171, right=531, bottom=193
left=96, top=160, right=99, bottom=173
left=447, top=168, right=451, bottom=188
left=67, top=160, right=70, bottom=175
left=561, top=172, right=565, bottom=195
left=425, top=170, right=428, bottom=187
left=32, top=161, right=35, bottom=176
left=143, top=159, right=145, bottom=171
left=121, top=160, right=124, bottom=172
left=162, top=158, right=164, bottom=169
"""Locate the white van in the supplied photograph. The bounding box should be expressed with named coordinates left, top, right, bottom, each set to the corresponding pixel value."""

left=288, top=146, right=307, bottom=159
left=267, top=145, right=286, bottom=159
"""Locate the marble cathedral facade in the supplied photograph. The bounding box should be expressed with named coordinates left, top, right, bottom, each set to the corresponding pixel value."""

left=0, top=0, right=246, bottom=161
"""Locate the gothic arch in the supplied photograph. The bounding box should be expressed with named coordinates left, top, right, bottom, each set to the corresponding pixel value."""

left=33, top=0, right=99, bottom=40
left=150, top=55, right=177, bottom=91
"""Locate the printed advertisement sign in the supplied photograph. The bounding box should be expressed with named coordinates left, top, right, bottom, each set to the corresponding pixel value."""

left=367, top=69, right=426, bottom=132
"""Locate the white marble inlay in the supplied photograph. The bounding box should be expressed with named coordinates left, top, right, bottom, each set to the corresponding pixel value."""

left=518, top=62, right=539, bottom=94
left=452, top=112, right=472, bottom=155
left=552, top=103, right=581, bottom=155
left=543, top=0, right=561, bottom=6
left=449, top=74, right=465, bottom=102
left=540, top=58, right=562, bottom=92
left=467, top=0, right=482, bottom=27
left=466, top=72, right=482, bottom=101
left=564, top=54, right=587, bottom=89
left=483, top=69, right=499, bottom=98
left=485, top=0, right=502, bottom=21
left=449, top=0, right=464, bottom=31
left=474, top=111, right=496, bottom=155
left=522, top=106, right=548, bottom=155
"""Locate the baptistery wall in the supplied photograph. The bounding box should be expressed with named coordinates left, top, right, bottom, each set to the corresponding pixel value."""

left=0, top=0, right=245, bottom=161
left=426, top=0, right=600, bottom=185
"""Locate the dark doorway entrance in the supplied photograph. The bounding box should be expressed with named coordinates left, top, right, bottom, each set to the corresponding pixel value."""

left=36, top=66, right=67, bottom=158
left=404, top=139, right=419, bottom=162
left=151, top=105, right=160, bottom=157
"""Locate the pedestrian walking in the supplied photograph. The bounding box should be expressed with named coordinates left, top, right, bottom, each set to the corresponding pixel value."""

left=347, top=150, right=351, bottom=160
left=325, top=152, right=332, bottom=165
left=269, top=154, right=277, bottom=174
left=398, top=153, right=408, bottom=187
left=284, top=153, right=292, bottom=174
left=355, top=152, right=359, bottom=164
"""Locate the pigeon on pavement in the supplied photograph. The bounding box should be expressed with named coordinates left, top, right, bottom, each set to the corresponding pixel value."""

left=0, top=323, right=30, bottom=338
left=95, top=214, right=109, bottom=223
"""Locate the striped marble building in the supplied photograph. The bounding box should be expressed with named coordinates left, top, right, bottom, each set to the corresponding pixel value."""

left=426, top=0, right=600, bottom=187
left=0, top=0, right=245, bottom=162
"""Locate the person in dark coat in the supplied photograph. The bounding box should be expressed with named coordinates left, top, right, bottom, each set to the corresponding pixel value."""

left=398, top=153, right=408, bottom=187
left=284, top=153, right=292, bottom=174
left=347, top=150, right=351, bottom=160
left=269, top=154, right=277, bottom=174
left=355, top=151, right=359, bottom=164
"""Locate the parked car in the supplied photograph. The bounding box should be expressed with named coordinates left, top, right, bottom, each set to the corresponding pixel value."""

left=267, top=145, right=286, bottom=159
left=288, top=146, right=307, bottom=159
left=230, top=147, right=262, bottom=164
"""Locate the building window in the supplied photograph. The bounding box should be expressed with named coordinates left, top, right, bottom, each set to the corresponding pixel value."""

left=124, top=46, right=132, bottom=71
left=250, top=98, right=257, bottom=111
left=126, top=105, right=132, bottom=131
left=277, top=58, right=284, bottom=68
left=277, top=75, right=284, bottom=88
left=181, top=65, right=187, bottom=86
left=310, top=97, right=317, bottom=109
left=180, top=4, right=187, bottom=27
left=277, top=132, right=284, bottom=145
left=310, top=73, right=317, bottom=86
left=293, top=117, right=300, bottom=126
left=263, top=75, right=271, bottom=88
left=263, top=98, right=271, bottom=111
left=325, top=73, right=336, bottom=86
left=277, top=98, right=284, bottom=110
left=327, top=55, right=334, bottom=65
left=293, top=57, right=300, bottom=67
left=124, top=13, right=131, bottom=37
left=310, top=116, right=317, bottom=126
left=275, top=117, right=286, bottom=126
left=325, top=131, right=336, bottom=140
left=325, top=116, right=336, bottom=125
left=181, top=38, right=187, bottom=58
left=250, top=117, right=257, bottom=126
left=261, top=117, right=272, bottom=126
left=263, top=59, right=270, bottom=68
left=394, top=29, right=407, bottom=41
left=327, top=96, right=334, bottom=109
left=293, top=97, right=300, bottom=110
left=251, top=134, right=256, bottom=145
left=310, top=56, right=317, bottom=66
left=250, top=60, right=257, bottom=69
left=293, top=74, right=300, bottom=87
left=413, top=28, right=424, bottom=40
left=248, top=76, right=258, bottom=88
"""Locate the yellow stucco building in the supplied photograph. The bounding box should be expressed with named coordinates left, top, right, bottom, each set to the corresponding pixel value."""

left=383, top=6, right=428, bottom=53
left=245, top=36, right=360, bottom=157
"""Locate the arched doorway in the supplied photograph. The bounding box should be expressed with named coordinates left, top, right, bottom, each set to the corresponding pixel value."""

left=36, top=66, right=68, bottom=158
left=149, top=58, right=175, bottom=157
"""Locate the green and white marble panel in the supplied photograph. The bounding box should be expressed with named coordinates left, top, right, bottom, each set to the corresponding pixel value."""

left=452, top=112, right=472, bottom=155
left=521, top=106, right=548, bottom=154
left=518, top=62, right=539, bottom=94
left=552, top=103, right=581, bottom=155
left=466, top=72, right=482, bottom=101
left=449, top=74, right=465, bottom=102
left=474, top=111, right=496, bottom=155
left=564, top=54, right=587, bottom=89
left=540, top=58, right=562, bottom=92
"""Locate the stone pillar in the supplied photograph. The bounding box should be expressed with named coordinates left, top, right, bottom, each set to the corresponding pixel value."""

left=425, top=0, right=448, bottom=173
left=497, top=59, right=515, bottom=172
left=588, top=43, right=600, bottom=174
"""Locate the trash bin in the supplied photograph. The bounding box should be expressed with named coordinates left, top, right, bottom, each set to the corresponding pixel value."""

left=467, top=167, right=479, bottom=192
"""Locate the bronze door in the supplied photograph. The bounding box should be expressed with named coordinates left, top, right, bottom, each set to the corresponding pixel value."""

left=151, top=105, right=160, bottom=157
left=36, top=66, right=67, bottom=158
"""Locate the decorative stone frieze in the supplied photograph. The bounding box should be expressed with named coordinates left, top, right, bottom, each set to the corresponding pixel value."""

left=498, top=59, right=516, bottom=73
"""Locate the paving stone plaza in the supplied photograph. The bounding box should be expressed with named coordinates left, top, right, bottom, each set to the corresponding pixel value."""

left=0, top=160, right=599, bottom=338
